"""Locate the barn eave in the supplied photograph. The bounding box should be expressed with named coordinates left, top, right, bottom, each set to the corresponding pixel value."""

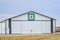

left=0, top=11, right=56, bottom=23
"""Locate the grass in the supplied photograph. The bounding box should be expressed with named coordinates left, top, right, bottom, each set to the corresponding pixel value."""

left=0, top=34, right=60, bottom=40
left=0, top=32, right=60, bottom=40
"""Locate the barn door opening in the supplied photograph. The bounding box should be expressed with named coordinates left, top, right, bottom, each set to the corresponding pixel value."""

left=22, top=21, right=42, bottom=34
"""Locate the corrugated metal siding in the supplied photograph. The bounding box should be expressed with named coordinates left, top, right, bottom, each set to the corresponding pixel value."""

left=22, top=21, right=32, bottom=34
left=0, top=12, right=56, bottom=34
left=0, top=23, right=1, bottom=33
left=0, top=21, right=9, bottom=34
left=11, top=14, right=28, bottom=20
left=6, top=20, right=9, bottom=34
left=11, top=13, right=50, bottom=20
left=22, top=21, right=51, bottom=34
left=11, top=13, right=51, bottom=34
left=35, top=14, right=50, bottom=20
left=31, top=21, right=42, bottom=34
left=11, top=21, right=22, bottom=34
left=53, top=20, right=56, bottom=33
left=41, top=21, right=51, bottom=33
left=0, top=21, right=5, bottom=34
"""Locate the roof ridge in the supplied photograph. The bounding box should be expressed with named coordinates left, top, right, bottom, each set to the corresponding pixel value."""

left=0, top=11, right=56, bottom=23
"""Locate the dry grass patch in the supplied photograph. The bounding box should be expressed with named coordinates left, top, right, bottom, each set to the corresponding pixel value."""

left=0, top=34, right=60, bottom=40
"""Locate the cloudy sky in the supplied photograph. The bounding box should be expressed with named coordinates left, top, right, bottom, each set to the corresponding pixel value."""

left=0, top=0, right=60, bottom=26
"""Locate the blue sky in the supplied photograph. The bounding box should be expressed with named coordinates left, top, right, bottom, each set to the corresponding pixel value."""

left=0, top=0, right=60, bottom=26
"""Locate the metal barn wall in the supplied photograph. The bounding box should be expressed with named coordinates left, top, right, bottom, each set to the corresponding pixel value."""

left=22, top=21, right=33, bottom=34
left=10, top=13, right=51, bottom=34
left=22, top=21, right=42, bottom=34
left=0, top=21, right=5, bottom=34
left=0, top=20, right=9, bottom=34
left=53, top=20, right=56, bottom=33
left=41, top=21, right=51, bottom=33
left=22, top=21, right=51, bottom=34
left=11, top=13, right=52, bottom=34
left=0, top=23, right=1, bottom=33
left=35, top=14, right=50, bottom=20
left=31, top=21, right=42, bottom=34
left=6, top=20, right=9, bottom=34
left=0, top=12, right=56, bottom=34
left=11, top=13, right=50, bottom=20
left=11, top=21, right=22, bottom=34
left=11, top=14, right=28, bottom=20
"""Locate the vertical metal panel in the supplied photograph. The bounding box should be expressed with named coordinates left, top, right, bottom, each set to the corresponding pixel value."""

left=22, top=21, right=51, bottom=34
left=0, top=21, right=5, bottom=34
left=53, top=20, right=56, bottom=33
left=0, top=23, right=2, bottom=34
left=0, top=20, right=10, bottom=34
left=5, top=20, right=7, bottom=34
left=22, top=21, right=32, bottom=34
left=0, top=23, right=1, bottom=34
left=41, top=21, right=51, bottom=33
left=6, top=20, right=9, bottom=34
left=51, top=18, right=53, bottom=33
left=31, top=21, right=42, bottom=34
left=11, top=21, right=22, bottom=34
left=9, top=19, right=11, bottom=34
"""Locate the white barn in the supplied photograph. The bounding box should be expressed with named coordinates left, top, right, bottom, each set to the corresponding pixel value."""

left=0, top=11, right=56, bottom=34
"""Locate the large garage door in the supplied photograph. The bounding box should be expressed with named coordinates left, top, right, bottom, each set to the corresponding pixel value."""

left=11, top=21, right=50, bottom=34
left=22, top=21, right=51, bottom=34
left=22, top=21, right=42, bottom=34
